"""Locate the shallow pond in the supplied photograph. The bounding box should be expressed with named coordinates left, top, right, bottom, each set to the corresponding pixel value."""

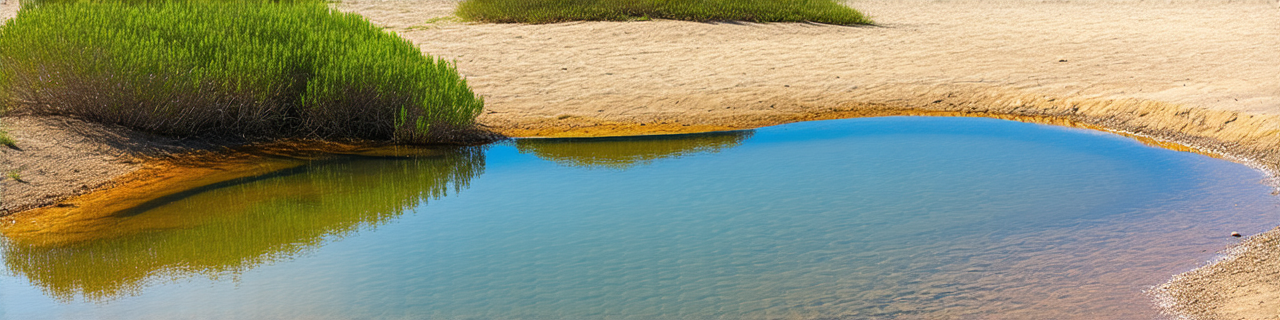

left=2, top=117, right=1277, bottom=319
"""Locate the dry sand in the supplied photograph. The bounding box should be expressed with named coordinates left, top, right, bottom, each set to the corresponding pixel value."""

left=0, top=0, right=15, bottom=21
left=343, top=0, right=1280, bottom=117
left=2, top=0, right=1279, bottom=318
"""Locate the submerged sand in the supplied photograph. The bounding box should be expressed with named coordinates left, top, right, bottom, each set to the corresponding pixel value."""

left=2, top=0, right=1279, bottom=318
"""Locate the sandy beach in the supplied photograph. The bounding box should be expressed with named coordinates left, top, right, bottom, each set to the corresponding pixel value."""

left=2, top=0, right=1279, bottom=318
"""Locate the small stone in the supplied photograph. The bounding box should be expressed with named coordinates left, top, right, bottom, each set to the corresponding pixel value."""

left=1231, top=232, right=1242, bottom=237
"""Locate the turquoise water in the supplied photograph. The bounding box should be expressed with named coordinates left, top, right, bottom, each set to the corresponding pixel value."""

left=2, top=117, right=1277, bottom=319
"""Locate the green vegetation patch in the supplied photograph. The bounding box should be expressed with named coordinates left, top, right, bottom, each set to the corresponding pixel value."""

left=0, top=1, right=484, bottom=144
left=0, top=128, right=14, bottom=148
left=456, top=0, right=873, bottom=25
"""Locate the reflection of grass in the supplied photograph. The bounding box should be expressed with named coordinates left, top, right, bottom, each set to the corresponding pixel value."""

left=0, top=119, right=13, bottom=148
left=1, top=147, right=485, bottom=302
left=457, top=0, right=872, bottom=25
left=515, top=130, right=753, bottom=169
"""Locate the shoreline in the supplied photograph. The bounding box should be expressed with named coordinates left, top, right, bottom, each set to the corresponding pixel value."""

left=3, top=0, right=1279, bottom=318
left=4, top=98, right=1277, bottom=318
left=482, top=88, right=1280, bottom=189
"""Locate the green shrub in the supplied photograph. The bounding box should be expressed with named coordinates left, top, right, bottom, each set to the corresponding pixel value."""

left=0, top=1, right=484, bottom=144
left=456, top=0, right=872, bottom=25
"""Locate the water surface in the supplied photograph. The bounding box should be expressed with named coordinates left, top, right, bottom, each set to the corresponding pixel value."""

left=2, top=117, right=1276, bottom=319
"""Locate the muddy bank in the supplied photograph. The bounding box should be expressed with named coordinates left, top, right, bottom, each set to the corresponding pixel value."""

left=0, top=116, right=212, bottom=215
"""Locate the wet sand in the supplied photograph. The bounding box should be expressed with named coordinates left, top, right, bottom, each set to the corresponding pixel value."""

left=2, top=0, right=1279, bottom=318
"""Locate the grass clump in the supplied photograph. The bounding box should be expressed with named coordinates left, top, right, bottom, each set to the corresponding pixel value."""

left=5, top=169, right=21, bottom=182
left=456, top=0, right=872, bottom=25
left=0, top=1, right=484, bottom=144
left=0, top=128, right=14, bottom=149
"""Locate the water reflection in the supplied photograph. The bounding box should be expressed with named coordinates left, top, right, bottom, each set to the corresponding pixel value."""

left=514, top=130, right=753, bottom=169
left=1, top=129, right=754, bottom=303
left=1, top=147, right=485, bottom=302
left=1, top=118, right=1274, bottom=319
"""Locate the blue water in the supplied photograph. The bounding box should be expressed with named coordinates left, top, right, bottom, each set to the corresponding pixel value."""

left=2, top=117, right=1277, bottom=319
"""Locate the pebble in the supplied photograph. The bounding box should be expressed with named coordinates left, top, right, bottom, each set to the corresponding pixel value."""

left=1231, top=232, right=1242, bottom=237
